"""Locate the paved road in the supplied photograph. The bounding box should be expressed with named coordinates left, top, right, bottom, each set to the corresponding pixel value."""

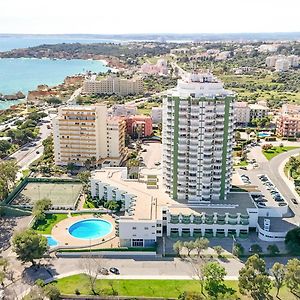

left=10, top=113, right=54, bottom=170
left=66, top=87, right=82, bottom=105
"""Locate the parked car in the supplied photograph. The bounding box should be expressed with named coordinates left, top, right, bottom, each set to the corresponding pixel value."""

left=278, top=202, right=287, bottom=206
left=109, top=267, right=120, bottom=275
left=291, top=198, right=298, bottom=205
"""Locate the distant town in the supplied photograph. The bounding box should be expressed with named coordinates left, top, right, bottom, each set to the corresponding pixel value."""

left=1, top=37, right=300, bottom=300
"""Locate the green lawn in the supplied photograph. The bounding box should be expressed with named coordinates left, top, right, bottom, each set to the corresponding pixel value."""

left=53, top=275, right=298, bottom=299
left=32, top=213, right=68, bottom=234
left=262, top=146, right=299, bottom=160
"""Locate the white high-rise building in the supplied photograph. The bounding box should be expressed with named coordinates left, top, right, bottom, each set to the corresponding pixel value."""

left=162, top=72, right=235, bottom=203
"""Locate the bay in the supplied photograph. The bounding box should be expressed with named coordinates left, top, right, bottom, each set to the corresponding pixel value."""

left=0, top=58, right=109, bottom=110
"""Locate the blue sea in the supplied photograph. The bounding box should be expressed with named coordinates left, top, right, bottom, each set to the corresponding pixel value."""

left=0, top=36, right=114, bottom=110
left=0, top=58, right=109, bottom=110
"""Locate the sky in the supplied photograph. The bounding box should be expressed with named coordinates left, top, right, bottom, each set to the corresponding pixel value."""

left=0, top=0, right=300, bottom=34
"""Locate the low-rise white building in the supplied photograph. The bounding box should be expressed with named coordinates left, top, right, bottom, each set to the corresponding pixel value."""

left=109, top=104, right=137, bottom=117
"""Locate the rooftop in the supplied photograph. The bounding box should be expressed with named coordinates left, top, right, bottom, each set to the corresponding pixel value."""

left=91, top=167, right=257, bottom=222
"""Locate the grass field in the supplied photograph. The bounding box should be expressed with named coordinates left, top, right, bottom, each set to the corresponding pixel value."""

left=32, top=213, right=68, bottom=234
left=53, top=275, right=298, bottom=299
left=262, top=146, right=299, bottom=160
left=220, top=74, right=300, bottom=103
left=12, top=182, right=83, bottom=208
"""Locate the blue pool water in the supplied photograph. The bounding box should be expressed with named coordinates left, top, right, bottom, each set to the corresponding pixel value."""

left=68, top=219, right=113, bottom=240
left=258, top=132, right=271, bottom=138
left=46, top=236, right=59, bottom=247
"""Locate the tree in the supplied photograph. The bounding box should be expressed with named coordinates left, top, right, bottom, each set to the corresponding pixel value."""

left=0, top=161, right=18, bottom=200
left=173, top=240, right=183, bottom=256
left=0, top=140, right=11, bottom=157
left=104, top=200, right=119, bottom=211
left=250, top=244, right=262, bottom=254
left=233, top=243, right=244, bottom=257
left=203, top=261, right=234, bottom=299
left=213, top=245, right=224, bottom=257
left=285, top=258, right=300, bottom=297
left=267, top=244, right=280, bottom=256
left=81, top=257, right=103, bottom=295
left=184, top=241, right=195, bottom=257
left=193, top=238, right=209, bottom=257
left=262, top=143, right=273, bottom=151
left=12, top=229, right=48, bottom=265
left=77, top=171, right=91, bottom=192
left=238, top=254, right=271, bottom=300
left=32, top=198, right=52, bottom=222
left=285, top=227, right=300, bottom=254
left=271, top=262, right=285, bottom=298
left=44, top=284, right=61, bottom=300
left=178, top=291, right=205, bottom=300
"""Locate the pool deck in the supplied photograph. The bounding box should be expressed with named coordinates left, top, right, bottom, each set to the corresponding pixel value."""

left=51, top=214, right=119, bottom=249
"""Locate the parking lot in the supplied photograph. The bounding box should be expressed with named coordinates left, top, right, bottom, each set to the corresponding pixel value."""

left=140, top=142, right=162, bottom=168
left=237, top=170, right=288, bottom=209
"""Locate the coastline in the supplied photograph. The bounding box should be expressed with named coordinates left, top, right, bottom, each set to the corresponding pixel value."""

left=0, top=58, right=110, bottom=109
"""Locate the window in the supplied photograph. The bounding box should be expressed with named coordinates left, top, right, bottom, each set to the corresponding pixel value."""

left=144, top=227, right=149, bottom=230
left=132, top=239, right=143, bottom=247
left=132, top=227, right=136, bottom=230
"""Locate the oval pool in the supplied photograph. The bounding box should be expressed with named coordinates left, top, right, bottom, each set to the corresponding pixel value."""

left=68, top=219, right=113, bottom=240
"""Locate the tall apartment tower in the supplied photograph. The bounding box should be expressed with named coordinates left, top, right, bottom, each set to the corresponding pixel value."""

left=53, top=104, right=127, bottom=167
left=162, top=73, right=235, bottom=203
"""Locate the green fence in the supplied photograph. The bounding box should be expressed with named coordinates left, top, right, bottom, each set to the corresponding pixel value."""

left=4, top=177, right=82, bottom=205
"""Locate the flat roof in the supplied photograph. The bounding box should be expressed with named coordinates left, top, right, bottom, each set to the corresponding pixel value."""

left=92, top=168, right=256, bottom=221
left=258, top=217, right=296, bottom=233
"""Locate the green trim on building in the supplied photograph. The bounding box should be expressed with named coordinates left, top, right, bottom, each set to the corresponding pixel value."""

left=172, top=98, right=180, bottom=200
left=220, top=97, right=231, bottom=199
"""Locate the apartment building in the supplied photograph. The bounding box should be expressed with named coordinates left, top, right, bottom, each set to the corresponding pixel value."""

left=276, top=104, right=300, bottom=138
left=82, top=75, right=143, bottom=96
left=162, top=72, right=235, bottom=203
left=234, top=102, right=250, bottom=125
left=275, top=59, right=290, bottom=72
left=140, top=59, right=168, bottom=76
left=53, top=105, right=127, bottom=167
left=126, top=115, right=153, bottom=138
left=266, top=55, right=299, bottom=71
left=248, top=104, right=269, bottom=120
left=151, top=107, right=163, bottom=124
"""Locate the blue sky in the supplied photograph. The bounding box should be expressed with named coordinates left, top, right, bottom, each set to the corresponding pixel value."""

left=1, top=0, right=299, bottom=34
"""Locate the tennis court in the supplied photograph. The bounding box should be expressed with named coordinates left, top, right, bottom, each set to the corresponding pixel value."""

left=11, top=181, right=83, bottom=209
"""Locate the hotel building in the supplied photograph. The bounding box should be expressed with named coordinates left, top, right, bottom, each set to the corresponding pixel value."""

left=162, top=72, right=235, bottom=203
left=89, top=73, right=291, bottom=248
left=83, top=75, right=144, bottom=96
left=53, top=105, right=127, bottom=167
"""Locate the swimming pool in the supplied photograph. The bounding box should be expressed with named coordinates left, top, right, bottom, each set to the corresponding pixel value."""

left=68, top=219, right=113, bottom=240
left=258, top=132, right=271, bottom=138
left=46, top=236, right=59, bottom=247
